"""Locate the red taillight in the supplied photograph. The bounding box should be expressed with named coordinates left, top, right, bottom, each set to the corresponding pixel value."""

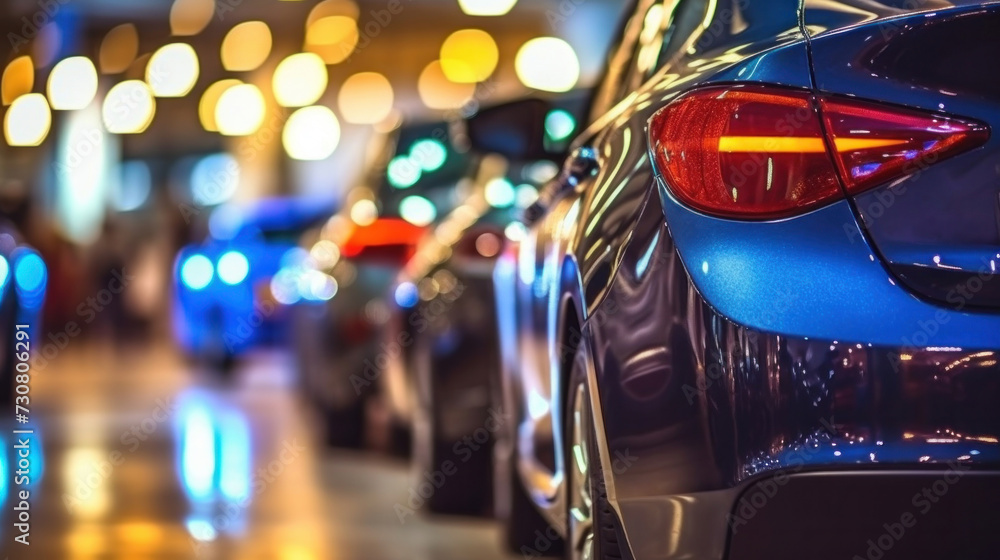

left=819, top=97, right=990, bottom=193
left=649, top=85, right=990, bottom=219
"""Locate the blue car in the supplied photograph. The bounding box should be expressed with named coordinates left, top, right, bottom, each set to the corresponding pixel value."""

left=484, top=1, right=1000, bottom=559
left=173, top=198, right=331, bottom=370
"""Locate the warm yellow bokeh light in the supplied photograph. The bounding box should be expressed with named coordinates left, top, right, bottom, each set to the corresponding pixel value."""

left=515, top=37, right=580, bottom=93
left=147, top=43, right=200, bottom=97
left=4, top=93, right=51, bottom=147
left=418, top=61, right=475, bottom=111
left=283, top=105, right=341, bottom=161
left=221, top=21, right=273, bottom=72
left=306, top=0, right=360, bottom=26
left=273, top=53, right=328, bottom=108
left=199, top=79, right=241, bottom=132
left=99, top=24, right=139, bottom=74
left=338, top=72, right=394, bottom=125
left=440, top=29, right=498, bottom=83
left=2, top=56, right=34, bottom=106
left=48, top=57, right=99, bottom=110
left=170, top=0, right=214, bottom=36
left=216, top=83, right=266, bottom=136
left=305, top=16, right=359, bottom=64
left=457, top=0, right=517, bottom=16
left=103, top=80, right=156, bottom=134
left=350, top=199, right=378, bottom=226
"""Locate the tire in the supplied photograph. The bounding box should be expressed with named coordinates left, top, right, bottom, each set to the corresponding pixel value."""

left=565, top=344, right=623, bottom=560
left=415, top=343, right=494, bottom=516
left=418, top=434, right=492, bottom=516
left=502, top=457, right=564, bottom=555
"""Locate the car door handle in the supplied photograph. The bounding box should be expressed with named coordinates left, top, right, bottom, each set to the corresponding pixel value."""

left=560, top=146, right=600, bottom=190
left=523, top=147, right=600, bottom=225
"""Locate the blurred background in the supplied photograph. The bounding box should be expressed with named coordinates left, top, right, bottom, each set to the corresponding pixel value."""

left=0, top=0, right=627, bottom=557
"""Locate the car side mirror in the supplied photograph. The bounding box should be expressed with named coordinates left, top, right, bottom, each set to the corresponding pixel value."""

left=465, top=98, right=554, bottom=162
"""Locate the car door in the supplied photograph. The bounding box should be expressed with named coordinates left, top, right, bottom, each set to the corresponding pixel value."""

left=514, top=0, right=713, bottom=519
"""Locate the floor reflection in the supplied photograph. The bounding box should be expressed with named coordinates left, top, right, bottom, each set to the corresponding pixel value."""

left=0, top=342, right=517, bottom=559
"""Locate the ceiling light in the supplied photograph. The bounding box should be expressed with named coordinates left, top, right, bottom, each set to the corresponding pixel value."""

left=48, top=57, right=98, bottom=110
left=273, top=53, right=328, bottom=108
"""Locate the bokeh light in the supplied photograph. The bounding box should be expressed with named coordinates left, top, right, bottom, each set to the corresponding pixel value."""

left=217, top=251, right=250, bottom=285
left=545, top=109, right=577, bottom=141
left=32, top=25, right=62, bottom=69
left=103, top=80, right=156, bottom=134
left=387, top=156, right=421, bottom=189
left=215, top=84, right=266, bottom=136
left=115, top=161, right=153, bottom=212
left=457, top=0, right=517, bottom=16
left=307, top=0, right=360, bottom=25
left=221, top=22, right=273, bottom=72
left=485, top=177, right=516, bottom=208
left=283, top=106, right=341, bottom=161
left=306, top=16, right=359, bottom=65
left=2, top=56, right=34, bottom=106
left=273, top=53, right=328, bottom=108
left=410, top=139, right=448, bottom=172
left=147, top=43, right=200, bottom=98
left=350, top=199, right=378, bottom=226
left=181, top=255, right=214, bottom=290
left=338, top=72, right=394, bottom=125
left=192, top=153, right=240, bottom=206
left=170, top=0, right=214, bottom=36
left=418, top=61, right=475, bottom=110
left=14, top=252, right=46, bottom=295
left=399, top=196, right=437, bottom=226
left=4, top=94, right=51, bottom=147
left=516, top=38, right=580, bottom=92
left=515, top=184, right=539, bottom=208
left=48, top=57, right=99, bottom=110
left=440, top=29, right=498, bottom=83
left=199, top=79, right=241, bottom=132
left=99, top=24, right=139, bottom=74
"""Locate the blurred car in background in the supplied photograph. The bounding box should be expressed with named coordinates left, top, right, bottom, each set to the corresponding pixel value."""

left=172, top=197, right=330, bottom=374
left=291, top=120, right=473, bottom=447
left=486, top=1, right=1000, bottom=559
left=0, top=224, right=47, bottom=404
left=384, top=174, right=508, bottom=514
left=293, top=216, right=425, bottom=447
left=367, top=96, right=582, bottom=520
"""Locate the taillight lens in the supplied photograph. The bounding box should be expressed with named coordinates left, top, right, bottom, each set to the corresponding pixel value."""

left=819, top=97, right=990, bottom=193
left=649, top=85, right=990, bottom=220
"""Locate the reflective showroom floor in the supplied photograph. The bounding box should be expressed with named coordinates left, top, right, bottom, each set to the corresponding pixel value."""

left=0, top=342, right=518, bottom=560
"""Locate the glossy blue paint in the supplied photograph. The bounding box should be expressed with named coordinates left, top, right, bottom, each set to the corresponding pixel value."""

left=494, top=1, right=1000, bottom=558
left=657, top=183, right=1000, bottom=347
